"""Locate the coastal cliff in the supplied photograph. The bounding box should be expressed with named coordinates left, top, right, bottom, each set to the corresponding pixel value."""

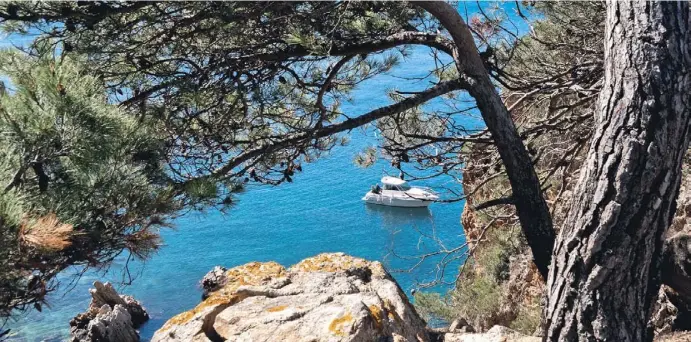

left=151, top=253, right=537, bottom=342
left=452, top=139, right=691, bottom=335
left=451, top=143, right=546, bottom=333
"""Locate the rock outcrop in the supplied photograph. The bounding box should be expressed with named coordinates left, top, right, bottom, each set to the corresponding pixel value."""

left=152, top=253, right=429, bottom=342
left=656, top=332, right=691, bottom=342
left=70, top=281, right=149, bottom=342
left=438, top=325, right=540, bottom=342
left=200, top=266, right=227, bottom=300
left=653, top=234, right=691, bottom=333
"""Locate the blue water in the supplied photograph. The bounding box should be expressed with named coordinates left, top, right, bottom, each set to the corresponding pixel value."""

left=1, top=21, right=499, bottom=342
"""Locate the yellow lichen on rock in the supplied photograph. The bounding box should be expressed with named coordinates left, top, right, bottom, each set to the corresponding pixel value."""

left=222, top=261, right=286, bottom=291
left=329, top=312, right=354, bottom=336
left=368, top=305, right=384, bottom=330
left=153, top=254, right=432, bottom=342
left=158, top=261, right=286, bottom=331
left=289, top=252, right=387, bottom=278
left=383, top=300, right=401, bottom=322
left=290, top=253, right=369, bottom=273
left=160, top=292, right=248, bottom=331
left=266, top=305, right=288, bottom=312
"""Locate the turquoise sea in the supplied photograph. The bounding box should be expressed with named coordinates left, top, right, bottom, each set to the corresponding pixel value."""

left=0, top=4, right=530, bottom=336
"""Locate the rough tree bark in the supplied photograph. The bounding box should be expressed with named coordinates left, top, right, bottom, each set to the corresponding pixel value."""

left=417, top=1, right=555, bottom=278
left=543, top=2, right=691, bottom=341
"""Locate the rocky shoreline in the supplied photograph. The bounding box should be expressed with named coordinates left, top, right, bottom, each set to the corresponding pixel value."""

left=149, top=253, right=535, bottom=342
left=69, top=252, right=691, bottom=342
left=69, top=281, right=149, bottom=342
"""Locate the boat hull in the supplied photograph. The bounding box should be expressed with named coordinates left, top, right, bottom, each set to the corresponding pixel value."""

left=361, top=193, right=433, bottom=208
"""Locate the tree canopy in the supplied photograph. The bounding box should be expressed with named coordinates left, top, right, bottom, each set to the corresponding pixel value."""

left=0, top=45, right=187, bottom=318
left=2, top=1, right=458, bottom=185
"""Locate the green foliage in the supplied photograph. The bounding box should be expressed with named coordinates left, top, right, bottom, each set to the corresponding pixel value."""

left=414, top=292, right=455, bottom=322
left=184, top=178, right=220, bottom=202
left=0, top=45, right=182, bottom=318
left=415, top=224, right=523, bottom=331
left=452, top=273, right=503, bottom=323
left=497, top=1, right=604, bottom=85
left=0, top=43, right=175, bottom=230
left=457, top=226, right=521, bottom=322
left=509, top=295, right=541, bottom=335
left=415, top=211, right=528, bottom=334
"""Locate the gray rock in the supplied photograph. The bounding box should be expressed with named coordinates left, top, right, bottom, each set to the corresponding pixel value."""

left=651, top=285, right=691, bottom=335
left=442, top=325, right=540, bottom=342
left=200, top=266, right=227, bottom=300
left=92, top=304, right=139, bottom=342
left=152, top=253, right=430, bottom=342
left=449, top=318, right=474, bottom=333
left=122, top=294, right=149, bottom=327
left=70, top=281, right=149, bottom=342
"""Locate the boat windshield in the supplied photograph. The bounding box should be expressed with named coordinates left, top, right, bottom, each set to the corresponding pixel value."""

left=383, top=182, right=411, bottom=191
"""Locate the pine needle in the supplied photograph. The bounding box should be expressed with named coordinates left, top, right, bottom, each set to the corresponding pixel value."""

left=19, top=213, right=73, bottom=251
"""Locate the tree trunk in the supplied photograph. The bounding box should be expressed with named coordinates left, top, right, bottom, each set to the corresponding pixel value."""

left=543, top=2, right=691, bottom=341
left=417, top=1, right=555, bottom=278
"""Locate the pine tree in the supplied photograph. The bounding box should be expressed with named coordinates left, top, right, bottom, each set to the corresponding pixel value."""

left=0, top=44, right=182, bottom=319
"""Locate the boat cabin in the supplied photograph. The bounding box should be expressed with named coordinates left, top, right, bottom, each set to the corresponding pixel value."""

left=381, top=176, right=411, bottom=191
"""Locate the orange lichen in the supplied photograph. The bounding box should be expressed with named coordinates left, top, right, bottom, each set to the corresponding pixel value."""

left=266, top=305, right=288, bottom=312
left=160, top=292, right=248, bottom=331
left=290, top=253, right=374, bottom=273
left=328, top=313, right=354, bottom=336
left=158, top=255, right=397, bottom=335
left=383, top=300, right=400, bottom=322
left=222, top=261, right=286, bottom=292
left=159, top=261, right=286, bottom=331
left=368, top=305, right=384, bottom=330
left=163, top=311, right=195, bottom=330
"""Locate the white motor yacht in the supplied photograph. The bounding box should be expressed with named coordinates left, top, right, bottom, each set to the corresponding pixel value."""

left=362, top=176, right=439, bottom=207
